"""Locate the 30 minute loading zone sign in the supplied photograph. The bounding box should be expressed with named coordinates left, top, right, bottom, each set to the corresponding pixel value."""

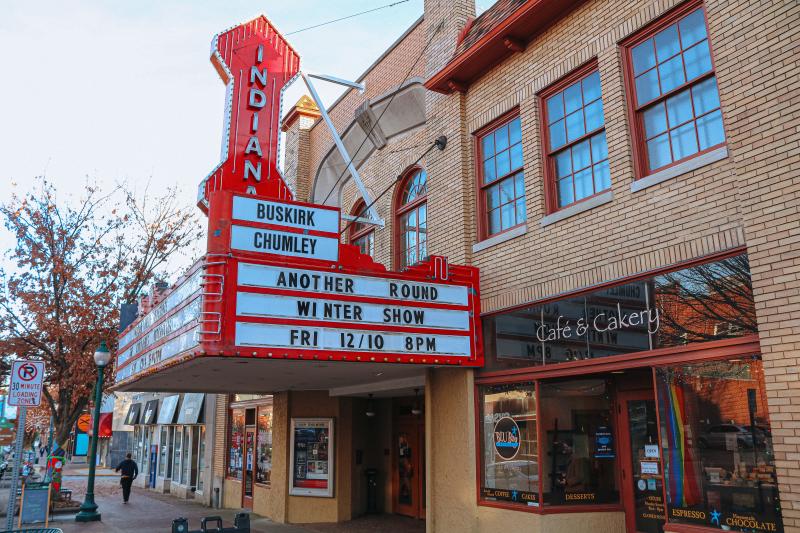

left=9, top=361, right=45, bottom=407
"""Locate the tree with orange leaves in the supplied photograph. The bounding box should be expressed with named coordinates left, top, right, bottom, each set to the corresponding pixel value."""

left=0, top=179, right=201, bottom=448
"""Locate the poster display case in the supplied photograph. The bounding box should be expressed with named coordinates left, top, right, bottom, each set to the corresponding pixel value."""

left=289, top=418, right=334, bottom=497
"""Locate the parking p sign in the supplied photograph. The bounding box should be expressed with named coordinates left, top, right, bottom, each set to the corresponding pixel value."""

left=8, top=360, right=45, bottom=406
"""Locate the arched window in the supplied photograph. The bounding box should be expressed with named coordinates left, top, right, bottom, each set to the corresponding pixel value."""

left=349, top=199, right=374, bottom=257
left=395, top=168, right=427, bottom=268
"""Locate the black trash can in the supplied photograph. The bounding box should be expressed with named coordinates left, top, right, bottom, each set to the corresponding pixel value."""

left=365, top=468, right=379, bottom=514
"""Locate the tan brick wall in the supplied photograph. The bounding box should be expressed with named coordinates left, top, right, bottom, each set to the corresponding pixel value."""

left=307, top=17, right=427, bottom=205
left=212, top=393, right=228, bottom=478
left=285, top=0, right=800, bottom=529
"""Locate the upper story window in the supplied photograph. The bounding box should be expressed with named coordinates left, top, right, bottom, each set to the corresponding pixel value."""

left=541, top=62, right=610, bottom=212
left=477, top=114, right=526, bottom=238
left=395, top=168, right=427, bottom=268
left=623, top=1, right=725, bottom=176
left=349, top=199, right=374, bottom=258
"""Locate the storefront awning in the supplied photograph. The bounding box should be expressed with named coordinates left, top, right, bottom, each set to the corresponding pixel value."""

left=157, top=395, right=179, bottom=424
left=141, top=399, right=159, bottom=425
left=177, top=393, right=205, bottom=425
left=124, top=403, right=141, bottom=426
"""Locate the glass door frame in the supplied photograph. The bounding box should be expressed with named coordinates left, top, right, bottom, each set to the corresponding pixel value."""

left=242, top=426, right=256, bottom=509
left=616, top=386, right=667, bottom=533
left=392, top=398, right=426, bottom=520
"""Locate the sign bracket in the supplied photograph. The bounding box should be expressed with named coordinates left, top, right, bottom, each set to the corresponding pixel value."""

left=300, top=71, right=385, bottom=228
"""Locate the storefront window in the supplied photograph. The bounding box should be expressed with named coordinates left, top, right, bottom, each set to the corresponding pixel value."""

left=228, top=409, right=245, bottom=479
left=479, top=382, right=538, bottom=507
left=173, top=428, right=183, bottom=483
left=256, top=407, right=273, bottom=484
left=540, top=379, right=619, bottom=505
left=197, top=426, right=206, bottom=492
left=182, top=426, right=191, bottom=484
left=656, top=356, right=782, bottom=531
left=484, top=255, right=755, bottom=371
left=158, top=427, right=168, bottom=477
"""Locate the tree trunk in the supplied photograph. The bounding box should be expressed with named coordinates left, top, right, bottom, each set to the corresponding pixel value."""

left=52, top=398, right=88, bottom=450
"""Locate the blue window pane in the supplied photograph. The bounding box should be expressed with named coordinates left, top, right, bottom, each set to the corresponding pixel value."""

left=495, top=125, right=509, bottom=151
left=582, top=71, right=601, bottom=103
left=496, top=150, right=511, bottom=177
left=510, top=143, right=524, bottom=171
left=564, top=82, right=583, bottom=113
left=574, top=168, right=593, bottom=200
left=643, top=103, right=668, bottom=138
left=515, top=198, right=526, bottom=224
left=509, top=118, right=522, bottom=145
left=647, top=133, right=672, bottom=170
left=547, top=95, right=564, bottom=122
left=489, top=209, right=501, bottom=234
left=487, top=183, right=500, bottom=209
left=692, top=76, right=720, bottom=115
left=572, top=139, right=591, bottom=171
left=555, top=150, right=572, bottom=178
left=666, top=88, right=694, bottom=127
left=679, top=9, right=707, bottom=48
left=418, top=204, right=427, bottom=227
left=684, top=40, right=712, bottom=81
left=566, top=110, right=585, bottom=143
left=481, top=133, right=495, bottom=158
left=635, top=69, right=661, bottom=105
left=594, top=159, right=611, bottom=191
left=549, top=119, right=567, bottom=150
left=558, top=178, right=574, bottom=207
left=659, top=55, right=686, bottom=94
left=632, top=40, right=656, bottom=76
left=655, top=24, right=681, bottom=62
left=500, top=177, right=514, bottom=204
left=483, top=157, right=496, bottom=183
left=514, top=172, right=525, bottom=196
left=590, top=131, right=608, bottom=162
left=584, top=99, right=604, bottom=132
left=501, top=202, right=514, bottom=230
left=670, top=121, right=699, bottom=160
left=697, top=109, right=725, bottom=149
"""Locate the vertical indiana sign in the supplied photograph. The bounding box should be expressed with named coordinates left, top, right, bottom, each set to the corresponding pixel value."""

left=198, top=16, right=301, bottom=213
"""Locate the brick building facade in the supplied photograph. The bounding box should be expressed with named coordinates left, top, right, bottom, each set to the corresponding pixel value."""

left=206, top=0, right=800, bottom=531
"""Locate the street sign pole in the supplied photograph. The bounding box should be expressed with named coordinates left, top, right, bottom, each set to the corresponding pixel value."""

left=5, top=405, right=27, bottom=531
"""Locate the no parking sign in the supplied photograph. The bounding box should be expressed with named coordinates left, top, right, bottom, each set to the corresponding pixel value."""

left=8, top=360, right=45, bottom=406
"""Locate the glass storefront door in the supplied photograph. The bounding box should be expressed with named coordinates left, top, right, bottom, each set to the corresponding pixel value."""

left=243, top=427, right=255, bottom=508
left=618, top=390, right=665, bottom=533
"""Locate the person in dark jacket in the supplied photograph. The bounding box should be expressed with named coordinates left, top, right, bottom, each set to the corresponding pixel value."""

left=115, top=453, right=138, bottom=503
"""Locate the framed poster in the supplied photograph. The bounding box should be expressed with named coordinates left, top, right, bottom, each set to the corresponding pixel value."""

left=289, top=418, right=334, bottom=497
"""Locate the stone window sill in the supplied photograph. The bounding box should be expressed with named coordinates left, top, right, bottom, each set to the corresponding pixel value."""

left=540, top=190, right=614, bottom=227
left=472, top=224, right=527, bottom=253
left=631, top=146, right=728, bottom=193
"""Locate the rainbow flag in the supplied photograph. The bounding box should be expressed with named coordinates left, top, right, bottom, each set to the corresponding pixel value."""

left=664, top=382, right=701, bottom=506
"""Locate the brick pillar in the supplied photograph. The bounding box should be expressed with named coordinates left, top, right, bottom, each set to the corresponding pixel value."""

left=281, top=95, right=320, bottom=202
left=423, top=0, right=476, bottom=266
left=710, top=0, right=800, bottom=529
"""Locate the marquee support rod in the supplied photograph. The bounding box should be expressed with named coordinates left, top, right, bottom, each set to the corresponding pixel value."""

left=300, top=71, right=384, bottom=228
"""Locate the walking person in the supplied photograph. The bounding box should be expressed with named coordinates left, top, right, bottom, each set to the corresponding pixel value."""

left=114, top=453, right=138, bottom=503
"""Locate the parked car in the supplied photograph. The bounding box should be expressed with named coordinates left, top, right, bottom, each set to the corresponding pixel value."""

left=698, top=424, right=768, bottom=449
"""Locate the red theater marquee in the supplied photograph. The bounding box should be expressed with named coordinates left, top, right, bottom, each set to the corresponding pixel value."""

left=114, top=15, right=482, bottom=393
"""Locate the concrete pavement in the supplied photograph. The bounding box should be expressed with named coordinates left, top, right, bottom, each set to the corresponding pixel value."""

left=34, top=466, right=426, bottom=533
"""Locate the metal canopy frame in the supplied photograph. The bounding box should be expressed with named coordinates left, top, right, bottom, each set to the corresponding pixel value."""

left=300, top=71, right=385, bottom=228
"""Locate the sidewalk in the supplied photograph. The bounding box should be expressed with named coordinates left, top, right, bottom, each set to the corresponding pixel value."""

left=5, top=464, right=425, bottom=532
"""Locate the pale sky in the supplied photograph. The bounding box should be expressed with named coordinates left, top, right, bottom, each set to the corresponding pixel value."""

left=0, top=0, right=496, bottom=274
left=0, top=0, right=431, bottom=269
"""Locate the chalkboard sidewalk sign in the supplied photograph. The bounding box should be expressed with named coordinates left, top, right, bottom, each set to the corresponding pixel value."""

left=18, top=481, right=51, bottom=527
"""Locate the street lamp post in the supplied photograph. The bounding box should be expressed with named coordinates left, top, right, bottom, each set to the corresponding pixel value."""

left=75, top=341, right=111, bottom=523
